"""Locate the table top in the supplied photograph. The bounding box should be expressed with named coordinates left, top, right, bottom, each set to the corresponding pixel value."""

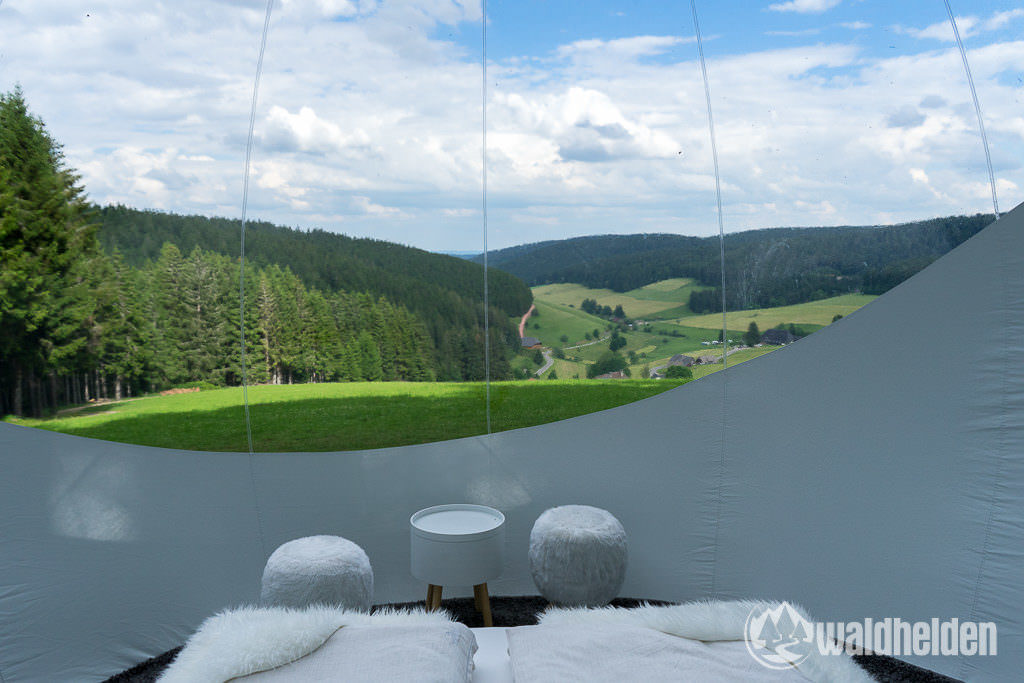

left=411, top=504, right=504, bottom=541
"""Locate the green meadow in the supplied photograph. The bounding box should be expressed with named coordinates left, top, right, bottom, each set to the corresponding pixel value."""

left=518, top=280, right=875, bottom=381
left=532, top=278, right=711, bottom=320
left=9, top=282, right=876, bottom=451
left=6, top=380, right=686, bottom=452
left=682, top=293, right=875, bottom=331
left=521, top=299, right=610, bottom=348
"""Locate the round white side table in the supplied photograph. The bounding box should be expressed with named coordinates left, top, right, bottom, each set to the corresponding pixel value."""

left=410, top=504, right=505, bottom=626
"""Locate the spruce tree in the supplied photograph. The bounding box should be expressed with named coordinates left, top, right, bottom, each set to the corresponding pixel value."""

left=744, top=321, right=761, bottom=346
left=0, top=87, right=95, bottom=415
left=357, top=330, right=383, bottom=381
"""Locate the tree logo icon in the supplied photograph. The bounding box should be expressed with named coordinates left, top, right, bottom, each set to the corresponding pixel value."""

left=744, top=602, right=816, bottom=669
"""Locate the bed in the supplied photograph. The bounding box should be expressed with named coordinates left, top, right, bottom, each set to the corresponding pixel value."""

left=158, top=601, right=872, bottom=682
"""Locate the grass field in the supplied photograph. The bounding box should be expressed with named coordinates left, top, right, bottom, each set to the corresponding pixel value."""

left=572, top=325, right=734, bottom=363
left=533, top=278, right=710, bottom=320
left=682, top=294, right=875, bottom=331
left=522, top=278, right=874, bottom=381
left=6, top=380, right=687, bottom=452
left=520, top=299, right=611, bottom=348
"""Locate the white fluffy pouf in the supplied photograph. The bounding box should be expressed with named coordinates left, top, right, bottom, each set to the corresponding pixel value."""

left=529, top=505, right=627, bottom=607
left=260, top=535, right=373, bottom=611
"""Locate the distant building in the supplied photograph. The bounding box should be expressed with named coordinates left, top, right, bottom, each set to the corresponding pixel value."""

left=761, top=329, right=795, bottom=345
left=696, top=355, right=717, bottom=365
left=521, top=336, right=542, bottom=349
left=668, top=354, right=695, bottom=367
left=595, top=371, right=627, bottom=379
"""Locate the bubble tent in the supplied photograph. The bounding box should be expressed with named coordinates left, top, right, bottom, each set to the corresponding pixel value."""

left=0, top=2, right=1022, bottom=681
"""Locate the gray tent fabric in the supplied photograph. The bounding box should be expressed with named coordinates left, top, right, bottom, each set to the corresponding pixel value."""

left=0, top=203, right=1022, bottom=681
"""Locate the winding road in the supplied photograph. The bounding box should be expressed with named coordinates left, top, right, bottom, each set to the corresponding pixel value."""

left=562, top=334, right=610, bottom=350
left=518, top=304, right=536, bottom=338
left=535, top=349, right=554, bottom=376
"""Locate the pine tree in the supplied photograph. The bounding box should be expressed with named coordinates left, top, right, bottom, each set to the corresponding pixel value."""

left=0, top=87, right=95, bottom=415
left=357, top=330, right=383, bottom=381
left=743, top=321, right=761, bottom=346
left=149, top=242, right=188, bottom=385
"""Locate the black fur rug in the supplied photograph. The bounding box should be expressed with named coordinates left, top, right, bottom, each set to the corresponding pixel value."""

left=106, top=596, right=960, bottom=682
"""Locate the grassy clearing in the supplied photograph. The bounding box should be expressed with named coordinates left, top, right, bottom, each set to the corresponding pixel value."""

left=632, top=345, right=780, bottom=379
left=682, top=294, right=875, bottom=331
left=6, top=380, right=686, bottom=452
left=533, top=280, right=710, bottom=320
left=520, top=279, right=872, bottom=381
left=520, top=299, right=611, bottom=348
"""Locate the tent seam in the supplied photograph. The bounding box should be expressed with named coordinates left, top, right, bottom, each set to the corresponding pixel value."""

left=957, top=226, right=1012, bottom=679
left=711, top=371, right=728, bottom=596
left=689, top=0, right=728, bottom=598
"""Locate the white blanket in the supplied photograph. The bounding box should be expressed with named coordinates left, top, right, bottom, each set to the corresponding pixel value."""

left=508, top=600, right=872, bottom=683
left=158, top=606, right=476, bottom=683
left=508, top=623, right=810, bottom=682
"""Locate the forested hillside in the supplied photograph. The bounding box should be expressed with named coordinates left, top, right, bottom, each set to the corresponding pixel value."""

left=478, top=216, right=992, bottom=311
left=97, top=205, right=533, bottom=381
left=0, top=88, right=529, bottom=418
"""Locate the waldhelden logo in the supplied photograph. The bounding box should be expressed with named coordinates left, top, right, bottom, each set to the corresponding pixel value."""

left=744, top=602, right=998, bottom=670
left=744, top=602, right=816, bottom=669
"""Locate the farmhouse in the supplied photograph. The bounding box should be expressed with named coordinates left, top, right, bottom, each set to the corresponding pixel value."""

left=595, top=371, right=627, bottom=379
left=668, top=354, right=695, bottom=367
left=520, top=336, right=542, bottom=349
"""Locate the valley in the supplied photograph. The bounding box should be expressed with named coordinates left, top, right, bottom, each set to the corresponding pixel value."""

left=513, top=280, right=877, bottom=381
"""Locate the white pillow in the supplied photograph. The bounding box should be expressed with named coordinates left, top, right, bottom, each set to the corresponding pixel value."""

left=159, top=606, right=476, bottom=683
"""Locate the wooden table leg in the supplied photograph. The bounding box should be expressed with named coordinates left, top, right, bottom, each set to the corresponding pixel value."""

left=426, top=584, right=442, bottom=611
left=474, top=583, right=493, bottom=627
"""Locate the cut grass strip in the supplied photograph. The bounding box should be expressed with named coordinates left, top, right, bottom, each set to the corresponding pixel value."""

left=6, top=380, right=687, bottom=452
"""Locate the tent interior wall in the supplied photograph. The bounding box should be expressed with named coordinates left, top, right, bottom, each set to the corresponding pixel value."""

left=0, top=203, right=1021, bottom=681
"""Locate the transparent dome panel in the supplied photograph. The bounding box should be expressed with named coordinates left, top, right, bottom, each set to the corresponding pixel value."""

left=3, top=1, right=1020, bottom=452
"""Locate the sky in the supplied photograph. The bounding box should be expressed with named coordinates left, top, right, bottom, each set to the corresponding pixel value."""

left=1, top=0, right=1022, bottom=251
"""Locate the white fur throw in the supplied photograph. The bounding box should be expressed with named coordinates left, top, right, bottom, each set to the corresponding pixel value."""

left=538, top=600, right=873, bottom=683
left=529, top=505, right=627, bottom=607
left=157, top=606, right=459, bottom=683
left=260, top=535, right=373, bottom=611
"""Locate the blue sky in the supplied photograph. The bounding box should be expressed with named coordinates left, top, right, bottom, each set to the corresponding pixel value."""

left=443, top=1, right=1024, bottom=65
left=1, top=0, right=1022, bottom=250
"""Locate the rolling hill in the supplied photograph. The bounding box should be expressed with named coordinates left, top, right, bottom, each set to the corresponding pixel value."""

left=476, top=214, right=993, bottom=312
left=96, top=205, right=534, bottom=381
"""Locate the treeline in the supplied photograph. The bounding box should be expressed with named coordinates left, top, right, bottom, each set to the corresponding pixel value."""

left=98, top=205, right=532, bottom=379
left=146, top=244, right=436, bottom=389
left=580, top=298, right=626, bottom=319
left=480, top=216, right=993, bottom=312
left=0, top=88, right=521, bottom=417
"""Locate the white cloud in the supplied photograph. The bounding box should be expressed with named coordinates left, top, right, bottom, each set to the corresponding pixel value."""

left=767, top=0, right=841, bottom=14
left=352, top=195, right=408, bottom=218
left=839, top=21, right=871, bottom=30
left=262, top=105, right=370, bottom=155
left=556, top=35, right=685, bottom=61
left=442, top=208, right=477, bottom=217
left=765, top=28, right=821, bottom=37
left=899, top=8, right=1024, bottom=41
left=497, top=86, right=681, bottom=165
left=0, top=0, right=1020, bottom=250
left=984, top=8, right=1024, bottom=31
